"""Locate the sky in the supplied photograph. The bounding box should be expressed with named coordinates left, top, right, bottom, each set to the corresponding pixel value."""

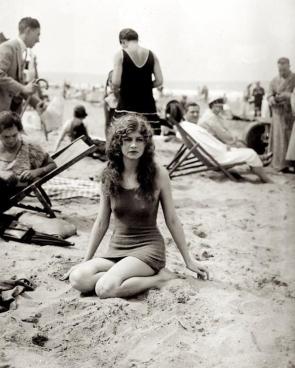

left=1, top=0, right=295, bottom=83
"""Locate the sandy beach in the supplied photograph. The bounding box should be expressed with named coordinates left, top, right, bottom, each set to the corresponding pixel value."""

left=1, top=98, right=295, bottom=368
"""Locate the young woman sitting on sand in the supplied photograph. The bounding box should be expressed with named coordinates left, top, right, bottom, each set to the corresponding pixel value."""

left=65, top=114, right=209, bottom=298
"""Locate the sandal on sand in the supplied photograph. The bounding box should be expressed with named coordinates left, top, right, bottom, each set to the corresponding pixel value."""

left=0, top=278, right=35, bottom=293
left=15, top=278, right=35, bottom=291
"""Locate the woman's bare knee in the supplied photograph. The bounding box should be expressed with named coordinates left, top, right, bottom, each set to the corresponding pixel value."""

left=70, top=268, right=94, bottom=293
left=95, top=276, right=121, bottom=299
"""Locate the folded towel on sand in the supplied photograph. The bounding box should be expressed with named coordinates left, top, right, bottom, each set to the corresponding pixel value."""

left=42, top=177, right=100, bottom=200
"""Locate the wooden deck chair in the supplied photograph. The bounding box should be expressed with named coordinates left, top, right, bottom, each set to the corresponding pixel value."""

left=1, top=136, right=96, bottom=218
left=167, top=122, right=245, bottom=181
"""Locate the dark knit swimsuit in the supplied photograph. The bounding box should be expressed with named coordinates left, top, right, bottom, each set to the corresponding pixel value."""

left=101, top=186, right=166, bottom=272
left=114, top=50, right=161, bottom=135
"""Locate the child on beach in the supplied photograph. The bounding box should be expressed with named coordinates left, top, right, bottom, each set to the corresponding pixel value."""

left=54, top=105, right=106, bottom=161
left=64, top=114, right=209, bottom=298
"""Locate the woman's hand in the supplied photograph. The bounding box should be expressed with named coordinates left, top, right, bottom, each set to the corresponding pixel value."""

left=19, top=169, right=40, bottom=182
left=186, top=259, right=210, bottom=280
left=60, top=257, right=90, bottom=281
left=60, top=263, right=81, bottom=281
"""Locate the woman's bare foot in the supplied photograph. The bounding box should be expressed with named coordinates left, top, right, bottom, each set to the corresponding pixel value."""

left=252, top=167, right=273, bottom=183
left=157, top=268, right=178, bottom=287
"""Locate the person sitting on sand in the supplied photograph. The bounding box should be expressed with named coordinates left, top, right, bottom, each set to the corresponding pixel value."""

left=0, top=111, right=56, bottom=203
left=54, top=105, right=106, bottom=161
left=64, top=114, right=209, bottom=298
left=179, top=100, right=272, bottom=183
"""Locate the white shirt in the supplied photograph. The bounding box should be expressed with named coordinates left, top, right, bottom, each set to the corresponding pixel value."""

left=16, top=36, right=27, bottom=61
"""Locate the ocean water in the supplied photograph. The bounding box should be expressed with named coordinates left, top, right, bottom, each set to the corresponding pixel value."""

left=41, top=70, right=270, bottom=95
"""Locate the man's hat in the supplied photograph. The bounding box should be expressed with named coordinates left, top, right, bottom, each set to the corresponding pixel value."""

left=74, top=105, right=88, bottom=118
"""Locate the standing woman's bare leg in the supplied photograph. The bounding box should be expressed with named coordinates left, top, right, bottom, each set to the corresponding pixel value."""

left=95, top=256, right=176, bottom=299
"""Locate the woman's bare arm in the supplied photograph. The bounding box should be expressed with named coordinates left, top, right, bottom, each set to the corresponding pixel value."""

left=33, top=161, right=56, bottom=177
left=83, top=185, right=112, bottom=261
left=18, top=159, right=57, bottom=182
left=112, top=51, right=123, bottom=91
left=54, top=123, right=69, bottom=152
left=152, top=53, right=163, bottom=88
left=158, top=166, right=209, bottom=279
left=61, top=186, right=111, bottom=280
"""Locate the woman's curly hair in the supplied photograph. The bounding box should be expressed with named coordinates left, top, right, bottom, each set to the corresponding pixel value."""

left=102, top=114, right=157, bottom=200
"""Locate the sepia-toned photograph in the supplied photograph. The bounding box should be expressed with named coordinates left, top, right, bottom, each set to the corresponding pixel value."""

left=0, top=0, right=294, bottom=367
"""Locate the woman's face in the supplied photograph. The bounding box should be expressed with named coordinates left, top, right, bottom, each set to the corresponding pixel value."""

left=211, top=103, right=224, bottom=115
left=0, top=126, right=20, bottom=150
left=121, top=130, right=146, bottom=160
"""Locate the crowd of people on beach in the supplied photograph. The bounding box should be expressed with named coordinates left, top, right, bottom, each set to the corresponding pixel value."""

left=0, top=17, right=294, bottom=299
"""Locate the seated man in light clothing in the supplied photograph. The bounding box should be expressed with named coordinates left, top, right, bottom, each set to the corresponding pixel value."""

left=179, top=101, right=272, bottom=183
left=198, top=97, right=247, bottom=148
left=198, top=97, right=272, bottom=163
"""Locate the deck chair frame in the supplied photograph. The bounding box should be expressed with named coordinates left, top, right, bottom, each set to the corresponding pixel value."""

left=167, top=121, right=245, bottom=181
left=2, top=135, right=97, bottom=217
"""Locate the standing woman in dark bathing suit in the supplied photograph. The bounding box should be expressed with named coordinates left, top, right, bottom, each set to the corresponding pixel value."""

left=112, top=28, right=163, bottom=135
left=65, top=114, right=209, bottom=299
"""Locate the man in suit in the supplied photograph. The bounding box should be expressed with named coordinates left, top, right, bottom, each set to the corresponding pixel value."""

left=0, top=17, right=45, bottom=114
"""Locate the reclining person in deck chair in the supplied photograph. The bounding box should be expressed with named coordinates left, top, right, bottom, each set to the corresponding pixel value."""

left=0, top=111, right=56, bottom=204
left=198, top=97, right=272, bottom=163
left=180, top=100, right=272, bottom=183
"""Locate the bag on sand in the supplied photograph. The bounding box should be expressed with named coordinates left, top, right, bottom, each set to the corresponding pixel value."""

left=0, top=214, right=74, bottom=247
left=18, top=212, right=76, bottom=239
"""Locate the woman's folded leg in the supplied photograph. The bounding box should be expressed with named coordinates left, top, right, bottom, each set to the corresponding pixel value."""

left=95, top=256, right=175, bottom=299
left=69, top=258, right=115, bottom=293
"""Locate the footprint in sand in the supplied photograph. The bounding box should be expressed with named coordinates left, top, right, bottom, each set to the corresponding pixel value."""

left=192, top=228, right=207, bottom=238
left=237, top=299, right=268, bottom=316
